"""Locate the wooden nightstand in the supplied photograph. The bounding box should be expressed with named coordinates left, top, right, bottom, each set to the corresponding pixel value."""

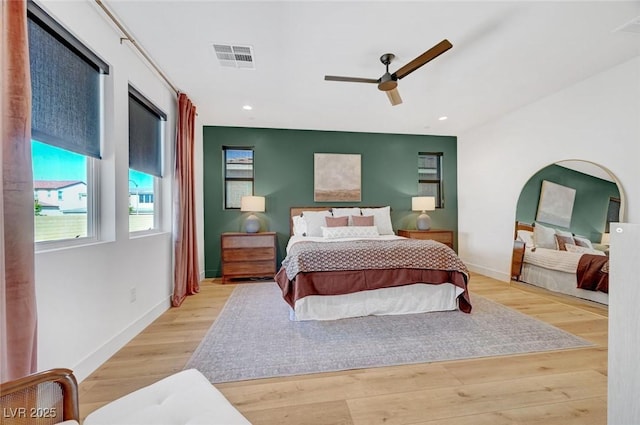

left=397, top=229, right=454, bottom=249
left=221, top=232, right=277, bottom=284
left=511, top=240, right=526, bottom=281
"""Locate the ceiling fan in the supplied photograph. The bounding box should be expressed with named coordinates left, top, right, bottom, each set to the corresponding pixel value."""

left=324, top=39, right=452, bottom=106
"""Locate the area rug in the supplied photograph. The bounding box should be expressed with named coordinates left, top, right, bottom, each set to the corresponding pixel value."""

left=186, top=282, right=593, bottom=383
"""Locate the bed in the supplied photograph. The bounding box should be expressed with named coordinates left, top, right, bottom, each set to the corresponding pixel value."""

left=274, top=206, right=471, bottom=321
left=514, top=222, right=609, bottom=305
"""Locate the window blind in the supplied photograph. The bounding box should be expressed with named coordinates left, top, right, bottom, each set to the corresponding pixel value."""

left=128, top=87, right=166, bottom=177
left=27, top=2, right=108, bottom=158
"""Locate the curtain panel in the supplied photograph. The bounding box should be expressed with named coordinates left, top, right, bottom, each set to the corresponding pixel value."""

left=1, top=0, right=38, bottom=382
left=172, top=93, right=199, bottom=307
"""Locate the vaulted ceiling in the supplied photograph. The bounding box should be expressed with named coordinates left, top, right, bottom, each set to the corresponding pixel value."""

left=104, top=1, right=640, bottom=136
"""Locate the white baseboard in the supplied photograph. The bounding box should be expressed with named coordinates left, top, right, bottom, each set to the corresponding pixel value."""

left=465, top=262, right=511, bottom=283
left=72, top=297, right=171, bottom=383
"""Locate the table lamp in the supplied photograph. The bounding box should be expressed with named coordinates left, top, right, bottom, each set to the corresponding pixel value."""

left=412, top=196, right=436, bottom=230
left=240, top=195, right=265, bottom=233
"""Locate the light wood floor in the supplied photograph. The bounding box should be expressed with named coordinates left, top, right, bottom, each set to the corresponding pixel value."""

left=78, top=273, right=608, bottom=424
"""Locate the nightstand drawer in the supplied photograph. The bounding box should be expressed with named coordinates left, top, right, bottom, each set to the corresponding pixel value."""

left=397, top=229, right=454, bottom=249
left=222, top=247, right=274, bottom=262
left=222, top=234, right=275, bottom=249
left=223, top=261, right=275, bottom=276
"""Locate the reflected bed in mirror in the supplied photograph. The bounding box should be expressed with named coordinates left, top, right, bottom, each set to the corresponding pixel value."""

left=512, top=160, right=625, bottom=305
left=513, top=221, right=608, bottom=305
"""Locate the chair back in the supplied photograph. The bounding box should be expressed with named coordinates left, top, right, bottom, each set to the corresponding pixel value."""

left=0, top=368, right=79, bottom=424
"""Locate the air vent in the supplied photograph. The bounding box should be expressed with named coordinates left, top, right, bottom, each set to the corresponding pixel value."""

left=213, top=44, right=255, bottom=69
left=614, top=15, right=640, bottom=34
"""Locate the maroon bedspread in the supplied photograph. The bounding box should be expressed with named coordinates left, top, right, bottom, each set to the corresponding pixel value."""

left=576, top=254, right=609, bottom=293
left=274, top=238, right=471, bottom=313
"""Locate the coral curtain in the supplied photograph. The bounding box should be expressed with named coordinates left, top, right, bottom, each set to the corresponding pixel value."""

left=172, top=93, right=200, bottom=307
left=0, top=0, right=38, bottom=382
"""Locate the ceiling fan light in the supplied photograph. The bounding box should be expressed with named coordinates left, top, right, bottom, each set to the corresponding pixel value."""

left=386, top=88, right=402, bottom=106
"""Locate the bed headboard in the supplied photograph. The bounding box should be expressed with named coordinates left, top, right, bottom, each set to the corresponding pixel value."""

left=514, top=221, right=534, bottom=238
left=288, top=206, right=385, bottom=236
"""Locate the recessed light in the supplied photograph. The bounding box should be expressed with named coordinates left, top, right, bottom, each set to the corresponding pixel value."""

left=242, top=105, right=253, bottom=111
left=438, top=116, right=448, bottom=121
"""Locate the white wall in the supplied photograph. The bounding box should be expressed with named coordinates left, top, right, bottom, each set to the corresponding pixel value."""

left=33, top=1, right=177, bottom=381
left=457, top=56, right=640, bottom=281
left=608, top=223, right=640, bottom=424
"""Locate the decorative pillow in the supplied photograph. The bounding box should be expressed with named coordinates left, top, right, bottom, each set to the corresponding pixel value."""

left=292, top=215, right=307, bottom=236
left=325, top=216, right=349, bottom=227
left=352, top=215, right=374, bottom=226
left=516, top=230, right=534, bottom=248
left=573, top=235, right=594, bottom=249
left=321, top=225, right=379, bottom=239
left=554, top=234, right=575, bottom=251
left=361, top=206, right=394, bottom=235
left=301, top=210, right=332, bottom=237
left=331, top=207, right=362, bottom=226
left=533, top=222, right=557, bottom=249
left=565, top=243, right=605, bottom=256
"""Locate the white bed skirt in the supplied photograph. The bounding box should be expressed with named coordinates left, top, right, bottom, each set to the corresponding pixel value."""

left=520, top=263, right=608, bottom=305
left=290, top=283, right=464, bottom=321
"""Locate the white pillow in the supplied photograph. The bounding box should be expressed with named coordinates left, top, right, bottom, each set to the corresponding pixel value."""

left=321, top=225, right=379, bottom=239
left=301, top=210, right=332, bottom=237
left=533, top=222, right=557, bottom=249
left=331, top=207, right=362, bottom=226
left=555, top=228, right=573, bottom=238
left=565, top=244, right=605, bottom=256
left=516, top=230, right=535, bottom=248
left=292, top=215, right=307, bottom=236
left=573, top=235, right=594, bottom=249
left=360, top=206, right=394, bottom=235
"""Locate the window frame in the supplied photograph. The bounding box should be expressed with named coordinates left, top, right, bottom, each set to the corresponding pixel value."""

left=28, top=1, right=106, bottom=249
left=128, top=85, right=166, bottom=234
left=418, top=152, right=444, bottom=209
left=223, top=146, right=255, bottom=210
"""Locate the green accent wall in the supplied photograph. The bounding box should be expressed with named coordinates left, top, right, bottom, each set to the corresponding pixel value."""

left=203, top=126, right=459, bottom=278
left=516, top=164, right=620, bottom=241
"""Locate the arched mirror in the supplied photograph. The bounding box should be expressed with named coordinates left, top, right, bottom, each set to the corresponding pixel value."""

left=511, top=160, right=625, bottom=305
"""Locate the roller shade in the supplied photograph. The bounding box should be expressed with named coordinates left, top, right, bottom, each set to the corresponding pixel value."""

left=27, top=2, right=108, bottom=158
left=128, top=87, right=166, bottom=177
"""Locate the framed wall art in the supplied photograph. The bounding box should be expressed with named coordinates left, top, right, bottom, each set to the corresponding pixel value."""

left=535, top=180, right=576, bottom=228
left=314, top=153, right=361, bottom=202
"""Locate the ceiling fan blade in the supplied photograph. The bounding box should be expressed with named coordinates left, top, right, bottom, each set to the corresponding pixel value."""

left=393, top=39, right=453, bottom=80
left=386, top=88, right=402, bottom=106
left=324, top=75, right=379, bottom=84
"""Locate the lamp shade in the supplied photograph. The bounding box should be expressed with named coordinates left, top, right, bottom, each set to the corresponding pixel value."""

left=412, top=196, right=435, bottom=212
left=601, top=232, right=610, bottom=245
left=240, top=196, right=265, bottom=213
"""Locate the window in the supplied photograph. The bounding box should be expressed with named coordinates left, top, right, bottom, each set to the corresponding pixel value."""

left=605, top=197, right=621, bottom=233
left=418, top=152, right=444, bottom=208
left=223, top=147, right=254, bottom=209
left=28, top=1, right=109, bottom=244
left=128, top=86, right=166, bottom=232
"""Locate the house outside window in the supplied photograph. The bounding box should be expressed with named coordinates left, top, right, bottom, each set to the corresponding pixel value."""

left=28, top=1, right=108, bottom=245
left=418, top=152, right=444, bottom=208
left=224, top=147, right=254, bottom=209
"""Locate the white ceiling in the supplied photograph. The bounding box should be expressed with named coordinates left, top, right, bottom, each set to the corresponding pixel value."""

left=103, top=1, right=640, bottom=136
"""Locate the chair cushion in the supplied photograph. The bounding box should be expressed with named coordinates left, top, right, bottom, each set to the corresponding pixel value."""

left=83, top=369, right=251, bottom=425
